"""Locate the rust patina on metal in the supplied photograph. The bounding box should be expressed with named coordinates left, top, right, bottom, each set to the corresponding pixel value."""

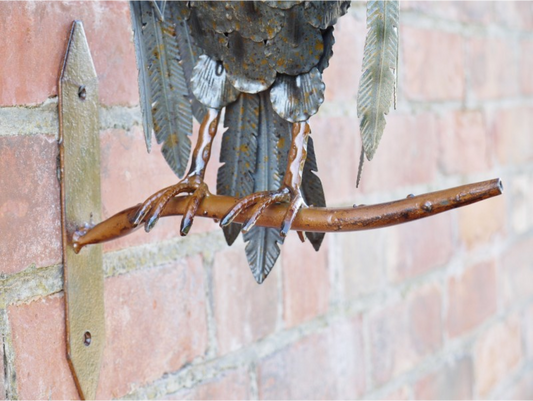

left=73, top=178, right=503, bottom=253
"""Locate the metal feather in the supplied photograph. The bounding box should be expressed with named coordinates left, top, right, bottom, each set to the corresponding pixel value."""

left=217, top=94, right=260, bottom=246
left=172, top=3, right=207, bottom=122
left=301, top=136, right=326, bottom=251
left=130, top=2, right=154, bottom=152
left=357, top=0, right=399, bottom=171
left=243, top=93, right=292, bottom=284
left=130, top=2, right=196, bottom=177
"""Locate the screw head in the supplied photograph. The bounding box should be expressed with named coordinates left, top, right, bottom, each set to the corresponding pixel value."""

left=78, top=85, right=87, bottom=100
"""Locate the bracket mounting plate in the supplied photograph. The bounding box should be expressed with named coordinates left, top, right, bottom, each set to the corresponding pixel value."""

left=59, top=21, right=104, bottom=400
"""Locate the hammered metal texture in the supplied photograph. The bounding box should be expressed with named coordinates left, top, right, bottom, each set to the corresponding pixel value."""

left=317, top=26, right=335, bottom=73
left=262, top=0, right=304, bottom=10
left=230, top=1, right=284, bottom=42
left=265, top=5, right=324, bottom=76
left=223, top=32, right=277, bottom=93
left=270, top=68, right=325, bottom=122
left=192, top=55, right=239, bottom=109
left=304, top=1, right=351, bottom=29
left=59, top=21, right=104, bottom=400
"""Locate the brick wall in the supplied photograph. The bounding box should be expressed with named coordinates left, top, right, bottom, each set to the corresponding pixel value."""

left=1, top=1, right=532, bottom=399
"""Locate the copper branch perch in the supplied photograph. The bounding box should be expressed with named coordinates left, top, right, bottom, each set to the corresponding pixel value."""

left=73, top=179, right=503, bottom=253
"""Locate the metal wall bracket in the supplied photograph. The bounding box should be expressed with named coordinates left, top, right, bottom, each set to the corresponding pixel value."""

left=59, top=21, right=104, bottom=400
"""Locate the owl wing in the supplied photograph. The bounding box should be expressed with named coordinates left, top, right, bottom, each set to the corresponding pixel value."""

left=130, top=1, right=206, bottom=177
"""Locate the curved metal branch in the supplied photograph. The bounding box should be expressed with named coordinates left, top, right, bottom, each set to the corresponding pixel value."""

left=73, top=178, right=503, bottom=253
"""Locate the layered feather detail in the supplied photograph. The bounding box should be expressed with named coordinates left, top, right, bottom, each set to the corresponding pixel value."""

left=217, top=93, right=260, bottom=246
left=356, top=0, right=399, bottom=186
left=217, top=92, right=292, bottom=283
left=301, top=136, right=326, bottom=251
left=243, top=93, right=292, bottom=284
left=130, top=2, right=205, bottom=178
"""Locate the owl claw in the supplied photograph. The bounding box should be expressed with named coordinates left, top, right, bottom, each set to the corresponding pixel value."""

left=221, top=186, right=305, bottom=235
left=133, top=175, right=209, bottom=235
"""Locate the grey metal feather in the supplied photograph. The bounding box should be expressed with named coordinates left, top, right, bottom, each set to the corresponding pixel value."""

left=357, top=0, right=399, bottom=179
left=301, top=136, right=326, bottom=251
left=217, top=93, right=260, bottom=246
left=172, top=7, right=207, bottom=122
left=243, top=93, right=292, bottom=284
left=130, top=2, right=199, bottom=177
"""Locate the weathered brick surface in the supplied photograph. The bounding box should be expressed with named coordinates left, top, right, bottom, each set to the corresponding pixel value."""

left=469, top=37, right=519, bottom=100
left=368, top=285, right=442, bottom=385
left=356, top=113, right=439, bottom=194
left=213, top=245, right=279, bottom=355
left=0, top=1, right=138, bottom=106
left=437, top=111, right=492, bottom=175
left=0, top=135, right=61, bottom=274
left=414, top=357, right=473, bottom=400
left=340, top=230, right=389, bottom=300
left=474, top=317, right=522, bottom=397
left=458, top=196, right=506, bottom=249
left=97, top=256, right=207, bottom=399
left=258, top=319, right=365, bottom=399
left=322, top=14, right=365, bottom=102
left=281, top=233, right=330, bottom=327
left=447, top=261, right=497, bottom=338
left=166, top=369, right=251, bottom=400
left=520, top=40, right=533, bottom=95
left=2, top=1, right=533, bottom=399
left=388, top=213, right=454, bottom=282
left=492, top=107, right=533, bottom=165
left=402, top=27, right=465, bottom=101
left=8, top=296, right=80, bottom=400
left=100, top=127, right=186, bottom=253
left=501, top=238, right=533, bottom=305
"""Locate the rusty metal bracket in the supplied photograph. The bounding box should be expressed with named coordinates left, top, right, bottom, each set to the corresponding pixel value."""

left=59, top=21, right=104, bottom=400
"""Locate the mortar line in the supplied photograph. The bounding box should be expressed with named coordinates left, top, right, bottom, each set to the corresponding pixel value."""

left=0, top=309, right=18, bottom=400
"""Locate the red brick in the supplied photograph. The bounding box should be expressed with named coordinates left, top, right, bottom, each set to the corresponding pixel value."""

left=447, top=261, right=497, bottom=338
left=357, top=113, right=439, bottom=194
left=258, top=318, right=365, bottom=399
left=501, top=238, right=533, bottom=306
left=520, top=40, right=533, bottom=95
left=401, top=1, right=492, bottom=24
left=491, top=107, right=533, bottom=165
left=402, top=27, right=465, bottom=101
left=527, top=304, right=533, bottom=360
left=458, top=195, right=506, bottom=249
left=340, top=230, right=389, bottom=300
left=310, top=117, right=358, bottom=205
left=8, top=296, right=80, bottom=400
left=414, top=357, right=473, bottom=400
left=389, top=213, right=454, bottom=282
left=468, top=38, right=518, bottom=100
left=503, top=369, right=533, bottom=400
left=383, top=386, right=411, bottom=400
left=281, top=233, right=329, bottom=327
left=322, top=14, right=366, bottom=102
left=437, top=111, right=492, bottom=175
left=213, top=245, right=279, bottom=355
left=100, top=127, right=194, bottom=253
left=0, top=135, right=61, bottom=274
left=167, top=369, right=251, bottom=400
left=474, top=317, right=522, bottom=396
left=368, top=285, right=442, bottom=385
left=493, top=2, right=533, bottom=31
left=0, top=2, right=138, bottom=106
left=97, top=256, right=207, bottom=399
left=508, top=173, right=533, bottom=235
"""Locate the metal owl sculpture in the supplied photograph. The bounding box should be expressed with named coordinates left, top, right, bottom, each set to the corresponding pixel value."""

left=127, top=0, right=398, bottom=284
